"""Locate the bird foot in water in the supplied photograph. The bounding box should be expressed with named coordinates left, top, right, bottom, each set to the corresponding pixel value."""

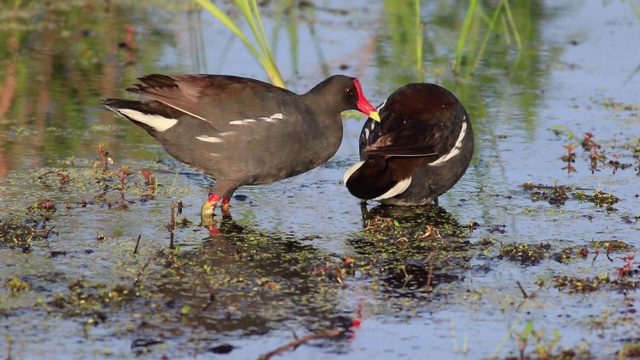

left=201, top=194, right=231, bottom=219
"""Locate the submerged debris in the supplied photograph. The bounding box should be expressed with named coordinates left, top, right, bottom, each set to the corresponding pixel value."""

left=618, top=342, right=640, bottom=358
left=4, top=276, right=30, bottom=295
left=523, top=183, right=575, bottom=205
left=49, top=280, right=138, bottom=316
left=591, top=240, right=632, bottom=252
left=522, top=183, right=619, bottom=207
left=574, top=189, right=619, bottom=207
left=551, top=274, right=610, bottom=293
left=581, top=132, right=600, bottom=151
left=0, top=217, right=54, bottom=251
left=38, top=171, right=71, bottom=186
left=499, top=242, right=551, bottom=265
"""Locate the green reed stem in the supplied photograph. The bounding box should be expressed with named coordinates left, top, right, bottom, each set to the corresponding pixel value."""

left=453, top=0, right=478, bottom=73
left=415, top=0, right=423, bottom=81
left=502, top=0, right=521, bottom=48
left=193, top=0, right=286, bottom=88
left=631, top=0, right=640, bottom=18
left=470, top=0, right=504, bottom=73
left=454, top=0, right=521, bottom=74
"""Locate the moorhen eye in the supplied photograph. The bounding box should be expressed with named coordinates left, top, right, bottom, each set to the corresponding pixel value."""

left=103, top=74, right=378, bottom=217
left=344, top=83, right=474, bottom=206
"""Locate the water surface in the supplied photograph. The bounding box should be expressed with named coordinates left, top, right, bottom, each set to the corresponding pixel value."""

left=1, top=1, right=639, bottom=359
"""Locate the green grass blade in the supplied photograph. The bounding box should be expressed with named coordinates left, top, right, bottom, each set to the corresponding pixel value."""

left=631, top=0, right=640, bottom=18
left=234, top=0, right=261, bottom=53
left=234, top=0, right=285, bottom=87
left=195, top=0, right=285, bottom=88
left=250, top=0, right=272, bottom=57
left=471, top=0, right=504, bottom=73
left=193, top=0, right=260, bottom=60
left=415, top=0, right=423, bottom=81
left=453, top=0, right=478, bottom=73
left=249, top=0, right=284, bottom=86
left=503, top=0, right=522, bottom=48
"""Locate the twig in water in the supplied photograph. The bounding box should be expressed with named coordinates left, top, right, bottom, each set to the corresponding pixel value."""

left=200, top=273, right=216, bottom=311
left=606, top=243, right=614, bottom=262
left=258, top=328, right=344, bottom=360
left=516, top=280, right=529, bottom=299
left=426, top=254, right=434, bottom=293
left=4, top=333, right=13, bottom=360
left=32, top=225, right=56, bottom=239
left=133, top=234, right=142, bottom=255
left=169, top=202, right=176, bottom=249
left=133, top=251, right=161, bottom=285
left=38, top=171, right=71, bottom=185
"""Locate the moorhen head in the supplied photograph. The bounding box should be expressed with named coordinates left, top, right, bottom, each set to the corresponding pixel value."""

left=104, top=74, right=379, bottom=216
left=343, top=83, right=474, bottom=205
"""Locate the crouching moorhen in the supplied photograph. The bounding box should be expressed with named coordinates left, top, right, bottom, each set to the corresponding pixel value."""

left=103, top=74, right=379, bottom=216
left=343, top=83, right=474, bottom=205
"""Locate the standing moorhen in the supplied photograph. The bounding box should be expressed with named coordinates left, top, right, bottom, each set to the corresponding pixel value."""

left=343, top=83, right=473, bottom=206
left=103, top=74, right=379, bottom=216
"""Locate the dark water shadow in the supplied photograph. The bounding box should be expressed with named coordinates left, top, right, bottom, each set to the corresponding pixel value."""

left=139, top=215, right=358, bottom=350
left=341, top=204, right=479, bottom=298
left=134, top=205, right=481, bottom=353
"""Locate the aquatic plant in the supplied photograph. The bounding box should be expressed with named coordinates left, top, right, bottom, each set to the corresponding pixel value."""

left=453, top=0, right=522, bottom=74
left=194, top=0, right=285, bottom=88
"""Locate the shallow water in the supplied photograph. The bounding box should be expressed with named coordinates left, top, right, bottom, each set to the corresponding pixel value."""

left=1, top=1, right=639, bottom=359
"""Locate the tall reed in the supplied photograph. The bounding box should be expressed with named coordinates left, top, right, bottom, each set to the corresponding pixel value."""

left=453, top=0, right=521, bottom=74
left=415, top=0, right=423, bottom=82
left=194, top=0, right=286, bottom=88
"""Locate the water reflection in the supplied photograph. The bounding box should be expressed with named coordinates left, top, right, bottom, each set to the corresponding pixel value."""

left=352, top=204, right=472, bottom=293
left=6, top=1, right=630, bottom=359
left=0, top=1, right=561, bottom=182
left=140, top=203, right=476, bottom=351
left=0, top=1, right=191, bottom=176
left=147, top=217, right=356, bottom=340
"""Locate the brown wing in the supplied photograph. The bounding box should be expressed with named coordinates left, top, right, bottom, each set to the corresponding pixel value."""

left=128, top=74, right=295, bottom=123
left=364, top=117, right=451, bottom=158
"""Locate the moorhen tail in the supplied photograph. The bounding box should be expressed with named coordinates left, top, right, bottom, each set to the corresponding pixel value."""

left=343, top=83, right=473, bottom=205
left=104, top=74, right=379, bottom=216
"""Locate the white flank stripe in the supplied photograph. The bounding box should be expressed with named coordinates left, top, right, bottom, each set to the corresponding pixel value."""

left=229, top=113, right=284, bottom=125
left=430, top=121, right=467, bottom=166
left=219, top=131, right=237, bottom=137
left=160, top=104, right=207, bottom=121
left=229, top=119, right=257, bottom=125
left=119, top=109, right=178, bottom=132
left=342, top=161, right=365, bottom=185
left=364, top=127, right=370, bottom=140
left=196, top=135, right=223, bottom=143
left=373, top=176, right=412, bottom=200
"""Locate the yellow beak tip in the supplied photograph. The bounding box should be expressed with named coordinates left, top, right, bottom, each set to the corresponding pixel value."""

left=369, top=111, right=381, bottom=122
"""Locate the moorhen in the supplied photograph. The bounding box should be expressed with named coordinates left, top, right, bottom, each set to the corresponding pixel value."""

left=103, top=74, right=379, bottom=216
left=343, top=83, right=474, bottom=205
